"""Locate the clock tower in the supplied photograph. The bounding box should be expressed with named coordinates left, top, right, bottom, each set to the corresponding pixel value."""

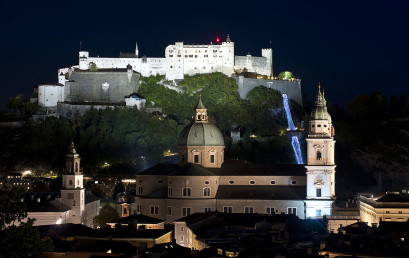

left=305, top=85, right=336, bottom=217
left=61, top=142, right=85, bottom=224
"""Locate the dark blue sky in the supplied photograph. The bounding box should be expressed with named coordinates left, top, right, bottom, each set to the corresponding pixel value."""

left=1, top=0, right=408, bottom=110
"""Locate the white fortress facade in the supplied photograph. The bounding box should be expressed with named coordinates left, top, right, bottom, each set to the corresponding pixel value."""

left=78, top=36, right=273, bottom=80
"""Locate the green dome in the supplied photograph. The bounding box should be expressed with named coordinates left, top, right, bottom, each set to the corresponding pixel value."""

left=311, top=106, right=332, bottom=123
left=178, top=123, right=224, bottom=146
left=310, top=85, right=332, bottom=123
left=278, top=71, right=295, bottom=80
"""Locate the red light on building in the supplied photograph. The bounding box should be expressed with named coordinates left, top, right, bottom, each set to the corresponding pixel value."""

left=216, top=36, right=220, bottom=43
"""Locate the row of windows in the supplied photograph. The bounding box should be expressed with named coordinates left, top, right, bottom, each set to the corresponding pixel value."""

left=311, top=124, right=328, bottom=128
left=228, top=180, right=296, bottom=185
left=147, top=205, right=297, bottom=216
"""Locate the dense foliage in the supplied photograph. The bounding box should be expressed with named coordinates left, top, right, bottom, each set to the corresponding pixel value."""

left=0, top=188, right=53, bottom=257
left=93, top=204, right=120, bottom=228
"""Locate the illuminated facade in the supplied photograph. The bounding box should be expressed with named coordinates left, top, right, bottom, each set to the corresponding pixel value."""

left=305, top=85, right=336, bottom=217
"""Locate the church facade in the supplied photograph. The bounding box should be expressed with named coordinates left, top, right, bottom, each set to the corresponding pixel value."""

left=134, top=88, right=336, bottom=222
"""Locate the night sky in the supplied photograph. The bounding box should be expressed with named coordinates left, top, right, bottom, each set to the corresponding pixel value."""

left=1, top=0, right=408, bottom=110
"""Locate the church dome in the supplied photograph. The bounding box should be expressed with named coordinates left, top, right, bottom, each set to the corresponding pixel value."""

left=278, top=71, right=295, bottom=80
left=178, top=123, right=224, bottom=146
left=178, top=98, right=224, bottom=147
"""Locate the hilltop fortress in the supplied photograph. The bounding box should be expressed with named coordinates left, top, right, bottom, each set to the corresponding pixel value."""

left=37, top=36, right=302, bottom=117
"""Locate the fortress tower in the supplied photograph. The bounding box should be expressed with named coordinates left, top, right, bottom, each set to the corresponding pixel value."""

left=305, top=85, right=336, bottom=217
left=61, top=143, right=85, bottom=224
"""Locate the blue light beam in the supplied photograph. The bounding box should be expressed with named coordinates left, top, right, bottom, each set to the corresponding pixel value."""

left=282, top=94, right=303, bottom=164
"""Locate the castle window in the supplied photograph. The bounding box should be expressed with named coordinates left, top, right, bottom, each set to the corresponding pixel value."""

left=182, top=187, right=191, bottom=197
left=316, top=151, right=322, bottom=160
left=150, top=205, right=159, bottom=215
left=137, top=186, right=143, bottom=195
left=266, top=207, right=275, bottom=214
left=203, top=187, right=211, bottom=197
left=249, top=180, right=255, bottom=185
left=210, top=155, right=215, bottom=163
left=168, top=187, right=173, bottom=197
left=182, top=207, right=191, bottom=217
left=228, top=180, right=235, bottom=184
left=270, top=180, right=276, bottom=185
left=244, top=207, right=254, bottom=214
left=287, top=207, right=297, bottom=215
left=223, top=206, right=233, bottom=213
left=316, top=188, right=322, bottom=197
left=194, top=155, right=199, bottom=163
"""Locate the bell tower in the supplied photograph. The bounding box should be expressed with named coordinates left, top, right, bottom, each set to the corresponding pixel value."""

left=305, top=84, right=336, bottom=218
left=61, top=142, right=85, bottom=224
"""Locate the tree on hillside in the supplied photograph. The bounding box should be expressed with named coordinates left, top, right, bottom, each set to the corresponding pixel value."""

left=0, top=188, right=53, bottom=257
left=93, top=204, right=120, bottom=228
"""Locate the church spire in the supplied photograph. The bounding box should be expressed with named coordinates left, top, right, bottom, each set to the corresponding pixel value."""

left=135, top=41, right=139, bottom=57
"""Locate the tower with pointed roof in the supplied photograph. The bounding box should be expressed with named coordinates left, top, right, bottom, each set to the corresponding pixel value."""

left=304, top=84, right=336, bottom=217
left=61, top=142, right=85, bottom=224
left=178, top=99, right=225, bottom=168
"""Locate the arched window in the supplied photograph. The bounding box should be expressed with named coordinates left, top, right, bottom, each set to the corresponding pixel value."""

left=316, top=151, right=322, bottom=160
left=182, top=187, right=191, bottom=197
left=168, top=187, right=173, bottom=197
left=75, top=162, right=79, bottom=172
left=203, top=187, right=211, bottom=197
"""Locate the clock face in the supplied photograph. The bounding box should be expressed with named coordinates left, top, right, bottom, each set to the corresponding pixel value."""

left=68, top=193, right=74, bottom=199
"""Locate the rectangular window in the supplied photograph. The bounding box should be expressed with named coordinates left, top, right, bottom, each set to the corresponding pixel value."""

left=244, top=207, right=254, bottom=214
left=182, top=207, right=191, bottom=217
left=150, top=205, right=159, bottom=215
left=223, top=206, right=233, bottom=213
left=266, top=207, right=275, bottom=214
left=316, top=188, right=322, bottom=197
left=167, top=206, right=172, bottom=216
left=210, top=155, right=215, bottom=163
left=180, top=235, right=184, bottom=242
left=136, top=204, right=141, bottom=214
left=182, top=187, right=191, bottom=197
left=182, top=155, right=185, bottom=163
left=287, top=207, right=297, bottom=215
left=316, top=209, right=322, bottom=216
left=194, top=155, right=199, bottom=163
left=180, top=226, right=184, bottom=232
left=204, top=207, right=211, bottom=213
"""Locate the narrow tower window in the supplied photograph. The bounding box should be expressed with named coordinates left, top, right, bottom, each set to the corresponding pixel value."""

left=316, top=151, right=322, bottom=160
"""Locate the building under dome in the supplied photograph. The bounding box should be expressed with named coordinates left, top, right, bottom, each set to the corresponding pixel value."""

left=133, top=89, right=336, bottom=224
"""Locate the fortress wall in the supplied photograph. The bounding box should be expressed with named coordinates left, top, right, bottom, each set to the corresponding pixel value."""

left=57, top=103, right=121, bottom=119
left=236, top=76, right=303, bottom=106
